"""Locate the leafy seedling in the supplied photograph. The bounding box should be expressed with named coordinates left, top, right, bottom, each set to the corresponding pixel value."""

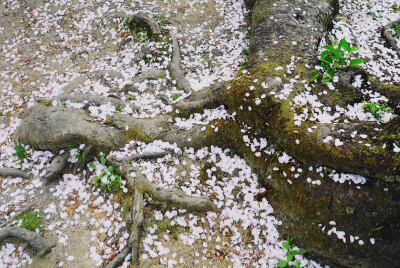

left=394, top=22, right=400, bottom=38
left=89, top=155, right=122, bottom=193
left=310, top=37, right=365, bottom=85
left=14, top=142, right=31, bottom=164
left=362, top=101, right=394, bottom=121
left=279, top=237, right=307, bottom=268
left=172, top=93, right=182, bottom=101
left=115, top=104, right=124, bottom=112
left=392, top=4, right=400, bottom=12
left=155, top=15, right=171, bottom=25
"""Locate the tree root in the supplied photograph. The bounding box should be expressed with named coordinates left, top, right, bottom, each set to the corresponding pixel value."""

left=382, top=20, right=400, bottom=57
left=169, top=34, right=192, bottom=93
left=120, top=12, right=161, bottom=38
left=105, top=247, right=131, bottom=268
left=42, top=154, right=69, bottom=185
left=62, top=70, right=123, bottom=95
left=115, top=148, right=179, bottom=163
left=129, top=188, right=144, bottom=265
left=0, top=168, right=32, bottom=180
left=0, top=227, right=56, bottom=256
left=122, top=69, right=166, bottom=93
left=104, top=149, right=217, bottom=267
left=48, top=94, right=139, bottom=111
left=108, top=157, right=218, bottom=213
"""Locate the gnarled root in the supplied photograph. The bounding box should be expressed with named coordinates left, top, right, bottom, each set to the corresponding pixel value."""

left=0, top=227, right=56, bottom=256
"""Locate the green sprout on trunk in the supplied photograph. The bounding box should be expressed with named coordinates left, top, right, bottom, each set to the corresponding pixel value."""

left=310, top=37, right=365, bottom=85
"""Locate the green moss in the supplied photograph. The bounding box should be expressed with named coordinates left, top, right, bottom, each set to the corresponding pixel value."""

left=15, top=210, right=44, bottom=232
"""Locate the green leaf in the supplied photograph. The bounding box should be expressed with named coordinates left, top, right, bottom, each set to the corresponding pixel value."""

left=100, top=155, right=107, bottom=165
left=287, top=253, right=294, bottom=262
left=282, top=242, right=290, bottom=250
left=349, top=59, right=365, bottom=66
left=320, top=57, right=333, bottom=64
left=322, top=77, right=331, bottom=84
left=339, top=38, right=351, bottom=52
left=350, top=46, right=359, bottom=52
left=327, top=68, right=335, bottom=78
left=337, top=50, right=345, bottom=59
left=338, top=58, right=346, bottom=66
left=309, top=73, right=320, bottom=82
left=108, top=166, right=115, bottom=173
left=292, top=250, right=298, bottom=255
left=320, top=50, right=330, bottom=58
left=299, top=248, right=307, bottom=254
left=296, top=260, right=301, bottom=268
left=88, top=162, right=96, bottom=169
left=278, top=260, right=288, bottom=267
left=321, top=45, right=335, bottom=51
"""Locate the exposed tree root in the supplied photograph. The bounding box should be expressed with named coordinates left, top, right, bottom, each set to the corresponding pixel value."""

left=383, top=20, right=400, bottom=57
left=42, top=154, right=69, bottom=185
left=115, top=148, right=179, bottom=162
left=0, top=168, right=32, bottom=180
left=169, top=34, right=192, bottom=93
left=0, top=227, right=56, bottom=256
left=123, top=12, right=162, bottom=38
left=104, top=246, right=131, bottom=268
left=104, top=150, right=217, bottom=267
left=48, top=94, right=139, bottom=111
left=122, top=69, right=166, bottom=93
left=129, top=188, right=144, bottom=266
left=61, top=70, right=123, bottom=94
left=108, top=157, right=218, bottom=213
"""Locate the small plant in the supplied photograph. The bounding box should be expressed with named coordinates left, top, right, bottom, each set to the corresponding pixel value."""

left=14, top=142, right=31, bottom=164
left=391, top=4, right=400, bottom=12
left=362, top=101, right=394, bottom=121
left=172, top=93, right=182, bottom=101
left=127, top=95, right=136, bottom=101
left=224, top=149, right=236, bottom=156
left=89, top=155, right=122, bottom=193
left=279, top=237, right=307, bottom=268
left=394, top=22, right=400, bottom=38
left=310, top=37, right=365, bottom=85
left=136, top=31, right=149, bottom=43
left=15, top=210, right=43, bottom=232
left=66, top=144, right=85, bottom=163
left=155, top=15, right=171, bottom=25
left=115, top=104, right=124, bottom=112
left=123, top=17, right=132, bottom=31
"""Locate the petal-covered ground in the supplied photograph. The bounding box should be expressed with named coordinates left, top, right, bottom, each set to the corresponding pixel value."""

left=0, top=0, right=398, bottom=267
